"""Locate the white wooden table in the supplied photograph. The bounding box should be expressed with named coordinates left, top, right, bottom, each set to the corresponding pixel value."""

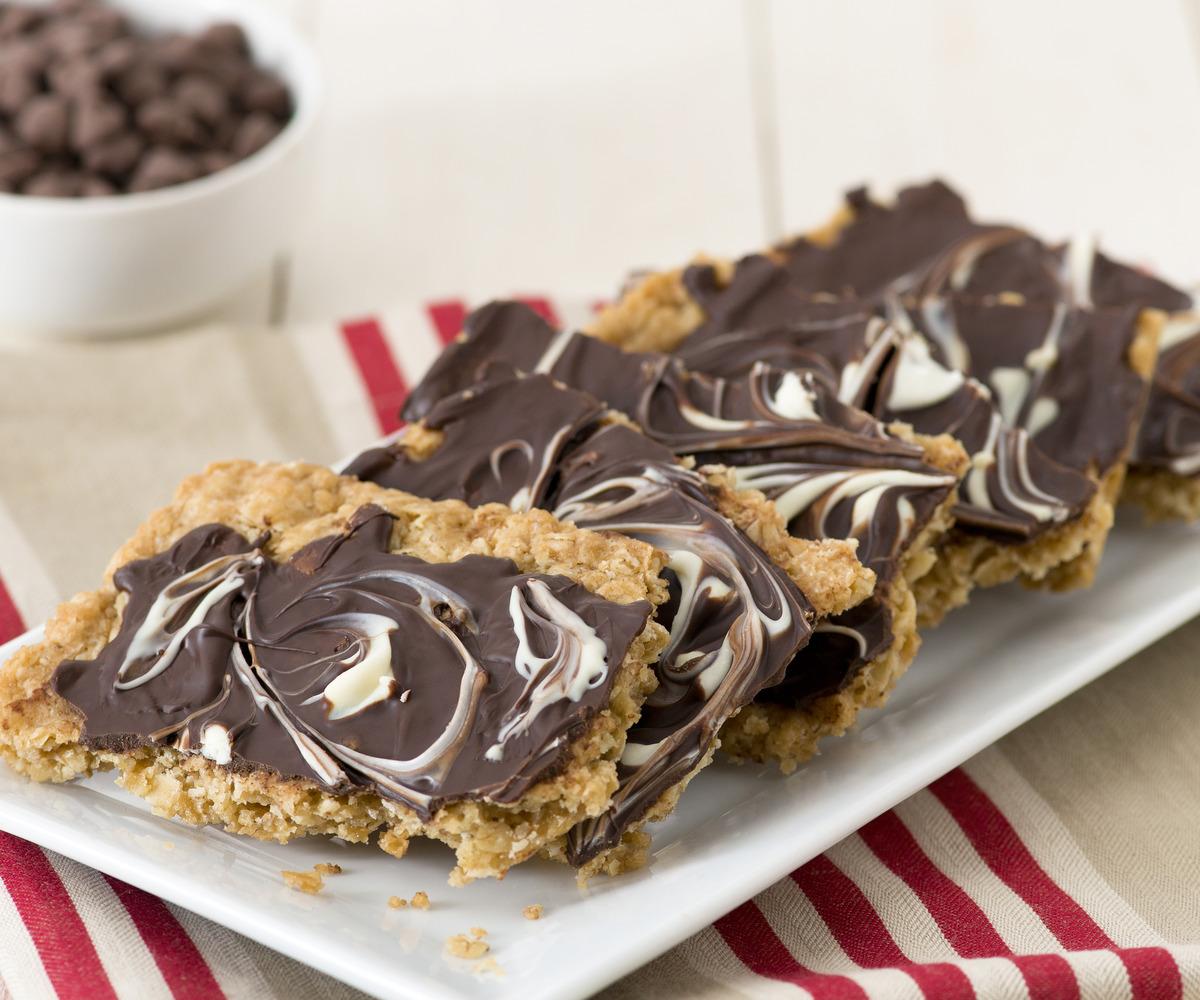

left=230, top=0, right=1200, bottom=324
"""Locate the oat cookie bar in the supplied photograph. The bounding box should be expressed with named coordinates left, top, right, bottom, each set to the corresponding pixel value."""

left=0, top=461, right=669, bottom=884
left=772, top=179, right=1190, bottom=521
left=591, top=181, right=1165, bottom=620
left=347, top=372, right=866, bottom=875
left=387, top=303, right=963, bottom=774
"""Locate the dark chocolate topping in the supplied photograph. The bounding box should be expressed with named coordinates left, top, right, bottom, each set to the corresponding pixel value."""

left=53, top=505, right=653, bottom=820
left=776, top=180, right=1191, bottom=312
left=754, top=596, right=891, bottom=710
left=401, top=302, right=957, bottom=585
left=349, top=373, right=816, bottom=864
left=1133, top=314, right=1200, bottom=476
left=776, top=181, right=982, bottom=300
left=776, top=178, right=1195, bottom=477
left=907, top=297, right=1146, bottom=475
left=679, top=254, right=1099, bottom=540
left=349, top=375, right=607, bottom=510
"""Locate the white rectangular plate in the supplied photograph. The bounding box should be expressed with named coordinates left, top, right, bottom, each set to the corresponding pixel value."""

left=2, top=511, right=1198, bottom=1000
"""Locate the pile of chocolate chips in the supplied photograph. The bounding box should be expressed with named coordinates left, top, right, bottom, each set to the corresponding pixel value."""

left=0, top=0, right=293, bottom=197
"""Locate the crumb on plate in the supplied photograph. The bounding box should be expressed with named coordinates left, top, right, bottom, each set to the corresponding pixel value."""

left=411, top=890, right=431, bottom=910
left=281, top=869, right=324, bottom=895
left=446, top=934, right=490, bottom=959
left=388, top=896, right=407, bottom=909
left=523, top=904, right=544, bottom=921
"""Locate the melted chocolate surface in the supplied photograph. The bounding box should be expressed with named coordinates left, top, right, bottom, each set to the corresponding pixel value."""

left=54, top=506, right=653, bottom=820
left=776, top=178, right=1195, bottom=478
left=402, top=302, right=957, bottom=585
left=350, top=373, right=818, bottom=863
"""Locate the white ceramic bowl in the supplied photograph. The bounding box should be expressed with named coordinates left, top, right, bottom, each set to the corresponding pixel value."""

left=0, top=0, right=320, bottom=337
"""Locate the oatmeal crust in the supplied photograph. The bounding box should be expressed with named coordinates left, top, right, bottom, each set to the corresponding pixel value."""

left=1122, top=467, right=1200, bottom=523
left=0, top=460, right=669, bottom=884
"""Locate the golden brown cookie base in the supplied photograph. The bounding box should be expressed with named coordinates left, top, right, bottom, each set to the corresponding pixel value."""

left=1122, top=466, right=1200, bottom=523
left=914, top=471, right=1117, bottom=627
left=0, top=460, right=669, bottom=884
left=702, top=467, right=875, bottom=618
left=395, top=410, right=875, bottom=877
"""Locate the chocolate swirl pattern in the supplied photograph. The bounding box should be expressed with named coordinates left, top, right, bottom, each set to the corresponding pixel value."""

left=774, top=179, right=1192, bottom=481
left=402, top=301, right=957, bottom=585
left=1134, top=313, right=1200, bottom=476
left=53, top=505, right=653, bottom=820
left=346, top=373, right=816, bottom=864
left=679, top=256, right=1097, bottom=541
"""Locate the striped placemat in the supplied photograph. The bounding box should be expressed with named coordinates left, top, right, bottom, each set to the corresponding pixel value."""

left=0, top=300, right=1196, bottom=1000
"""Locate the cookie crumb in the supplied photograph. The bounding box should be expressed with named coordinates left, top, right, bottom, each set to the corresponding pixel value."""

left=387, top=896, right=407, bottom=909
left=281, top=869, right=324, bottom=894
left=411, top=890, right=431, bottom=910
left=469, top=927, right=487, bottom=939
left=314, top=863, right=343, bottom=876
left=522, top=904, right=544, bottom=921
left=474, top=956, right=504, bottom=975
left=446, top=933, right=490, bottom=959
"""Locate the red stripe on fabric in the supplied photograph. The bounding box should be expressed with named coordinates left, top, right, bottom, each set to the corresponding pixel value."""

left=426, top=300, right=469, bottom=347
left=792, top=854, right=907, bottom=966
left=0, top=574, right=24, bottom=644
left=792, top=853, right=975, bottom=999
left=714, top=900, right=868, bottom=1000
left=339, top=318, right=408, bottom=435
left=104, top=876, right=225, bottom=1000
left=1118, top=947, right=1182, bottom=1000
left=860, top=810, right=1011, bottom=959
left=514, top=297, right=562, bottom=328
left=930, top=769, right=1113, bottom=952
left=1011, top=954, right=1081, bottom=1000
left=0, top=833, right=118, bottom=1000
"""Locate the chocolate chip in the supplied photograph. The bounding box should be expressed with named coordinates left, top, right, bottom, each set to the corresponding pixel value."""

left=22, top=168, right=82, bottom=197
left=79, top=173, right=116, bottom=197
left=0, top=64, right=39, bottom=115
left=238, top=70, right=289, bottom=117
left=151, top=32, right=203, bottom=73
left=0, top=37, right=50, bottom=76
left=43, top=20, right=102, bottom=58
left=231, top=111, right=280, bottom=158
left=47, top=55, right=105, bottom=98
left=95, top=35, right=137, bottom=76
left=73, top=3, right=126, bottom=44
left=113, top=60, right=168, bottom=106
left=15, top=94, right=70, bottom=155
left=128, top=145, right=199, bottom=191
left=70, top=95, right=126, bottom=150
left=173, top=74, right=227, bottom=127
left=0, top=5, right=44, bottom=38
left=81, top=129, right=142, bottom=175
left=197, top=22, right=247, bottom=55
left=136, top=97, right=205, bottom=146
left=197, top=149, right=234, bottom=176
left=0, top=145, right=40, bottom=186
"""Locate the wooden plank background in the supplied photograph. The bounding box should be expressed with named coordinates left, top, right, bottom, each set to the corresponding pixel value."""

left=240, top=0, right=1200, bottom=323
